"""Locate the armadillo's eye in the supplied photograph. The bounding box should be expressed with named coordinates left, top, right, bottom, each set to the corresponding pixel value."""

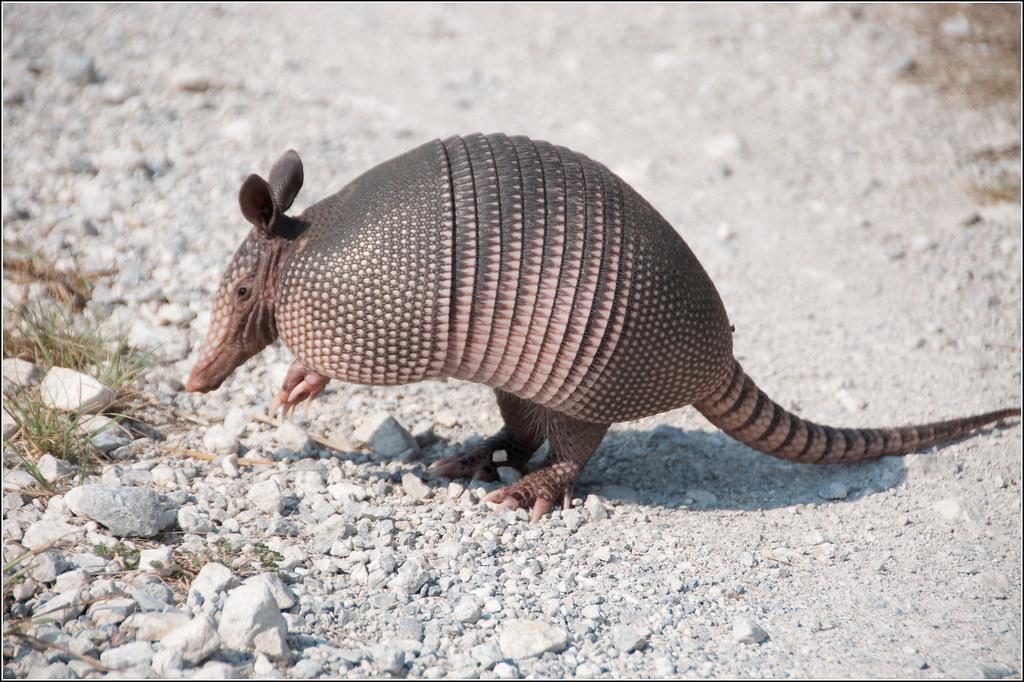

left=237, top=285, right=249, bottom=299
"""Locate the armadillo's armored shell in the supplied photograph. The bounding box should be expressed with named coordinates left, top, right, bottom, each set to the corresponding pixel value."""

left=277, top=134, right=733, bottom=423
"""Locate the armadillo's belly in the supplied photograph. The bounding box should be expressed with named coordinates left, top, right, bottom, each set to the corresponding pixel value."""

left=440, top=134, right=733, bottom=423
left=277, top=134, right=734, bottom=423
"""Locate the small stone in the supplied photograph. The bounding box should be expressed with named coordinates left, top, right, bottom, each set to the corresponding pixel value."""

left=34, top=588, right=86, bottom=624
left=88, top=596, right=136, bottom=626
left=704, top=132, right=744, bottom=160
left=653, top=656, right=676, bottom=676
left=151, top=648, right=183, bottom=675
left=498, top=619, right=568, bottom=660
left=453, top=598, right=482, bottom=624
left=978, top=571, right=1011, bottom=598
left=36, top=454, right=75, bottom=483
left=611, top=624, right=648, bottom=653
left=835, top=388, right=867, bottom=412
left=248, top=479, right=285, bottom=515
left=593, top=546, right=612, bottom=563
left=202, top=425, right=238, bottom=454
left=496, top=466, right=522, bottom=484
left=494, top=662, right=519, bottom=679
left=732, top=617, right=768, bottom=644
left=162, top=615, right=221, bottom=665
left=447, top=482, right=465, bottom=499
left=28, top=550, right=65, bottom=583
left=562, top=508, right=584, bottom=532
left=139, top=547, right=174, bottom=576
left=189, top=562, right=235, bottom=605
left=353, top=413, right=419, bottom=458
left=222, top=119, right=254, bottom=144
left=960, top=212, right=983, bottom=227
left=817, top=482, right=849, bottom=500
left=910, top=234, right=937, bottom=253
left=392, top=558, right=430, bottom=595
left=372, top=644, right=406, bottom=675
left=221, top=455, right=240, bottom=478
left=64, top=485, right=178, bottom=537
left=54, top=568, right=89, bottom=594
left=40, top=367, right=115, bottom=414
left=78, top=415, right=132, bottom=453
left=584, top=494, right=607, bottom=520
left=22, top=518, right=84, bottom=549
left=57, top=50, right=101, bottom=85
left=716, top=222, right=735, bottom=241
left=170, top=68, right=212, bottom=92
left=940, top=12, right=970, bottom=37
left=275, top=422, right=311, bottom=456
left=126, top=611, right=190, bottom=641
left=2, top=358, right=41, bottom=388
left=470, top=641, right=504, bottom=669
left=99, top=641, right=154, bottom=670
left=177, top=506, right=215, bottom=533
left=401, top=473, right=432, bottom=500
left=892, top=55, right=918, bottom=75
left=934, top=497, right=982, bottom=524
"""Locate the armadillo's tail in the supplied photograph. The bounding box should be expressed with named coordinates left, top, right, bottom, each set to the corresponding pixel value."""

left=693, top=359, right=1021, bottom=463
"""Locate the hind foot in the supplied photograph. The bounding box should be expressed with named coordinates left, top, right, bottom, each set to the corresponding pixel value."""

left=481, top=462, right=582, bottom=522
left=429, top=428, right=536, bottom=481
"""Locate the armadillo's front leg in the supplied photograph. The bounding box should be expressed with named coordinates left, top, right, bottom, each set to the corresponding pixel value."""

left=482, top=411, right=609, bottom=522
left=430, top=390, right=544, bottom=481
left=269, top=362, right=330, bottom=418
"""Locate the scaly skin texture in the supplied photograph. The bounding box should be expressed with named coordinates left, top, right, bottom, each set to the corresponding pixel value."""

left=189, top=136, right=1021, bottom=521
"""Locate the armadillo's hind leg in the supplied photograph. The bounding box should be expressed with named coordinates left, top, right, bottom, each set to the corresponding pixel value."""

left=430, top=390, right=544, bottom=481
left=269, top=362, right=330, bottom=419
left=482, top=410, right=609, bottom=522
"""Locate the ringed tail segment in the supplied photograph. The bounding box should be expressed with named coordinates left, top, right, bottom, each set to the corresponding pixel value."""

left=694, top=359, right=1021, bottom=463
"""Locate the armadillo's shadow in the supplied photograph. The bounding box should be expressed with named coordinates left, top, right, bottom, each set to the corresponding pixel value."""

left=562, top=426, right=909, bottom=511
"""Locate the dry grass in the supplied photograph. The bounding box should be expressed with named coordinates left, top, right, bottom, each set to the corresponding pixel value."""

left=3, top=295, right=150, bottom=484
left=2, top=242, right=115, bottom=313
left=901, top=4, right=1021, bottom=106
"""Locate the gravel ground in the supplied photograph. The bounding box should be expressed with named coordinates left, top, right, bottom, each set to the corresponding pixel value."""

left=2, top=4, right=1021, bottom=679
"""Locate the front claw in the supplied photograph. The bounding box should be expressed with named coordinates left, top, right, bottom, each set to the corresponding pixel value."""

left=269, top=364, right=330, bottom=419
left=480, top=462, right=580, bottom=522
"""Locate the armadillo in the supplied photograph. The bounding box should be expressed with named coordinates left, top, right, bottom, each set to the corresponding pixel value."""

left=186, top=133, right=1020, bottom=520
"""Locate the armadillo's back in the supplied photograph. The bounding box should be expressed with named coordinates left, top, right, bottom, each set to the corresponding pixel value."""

left=278, top=134, right=734, bottom=423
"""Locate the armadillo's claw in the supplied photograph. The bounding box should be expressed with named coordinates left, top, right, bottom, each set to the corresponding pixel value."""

left=429, top=453, right=500, bottom=482
left=477, top=461, right=582, bottom=522
left=269, top=364, right=330, bottom=420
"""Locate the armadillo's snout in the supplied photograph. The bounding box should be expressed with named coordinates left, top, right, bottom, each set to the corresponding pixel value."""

left=185, top=362, right=224, bottom=393
left=185, top=345, right=248, bottom=393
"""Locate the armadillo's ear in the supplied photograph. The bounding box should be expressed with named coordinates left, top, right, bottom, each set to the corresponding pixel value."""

left=268, top=150, right=303, bottom=212
left=239, top=174, right=278, bottom=236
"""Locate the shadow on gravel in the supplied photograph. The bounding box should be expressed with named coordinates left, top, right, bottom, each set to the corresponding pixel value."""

left=573, top=426, right=911, bottom=512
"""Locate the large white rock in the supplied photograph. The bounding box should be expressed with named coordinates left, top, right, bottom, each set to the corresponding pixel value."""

left=40, top=367, right=115, bottom=414
left=498, top=619, right=568, bottom=660
left=218, top=582, right=290, bottom=659
left=188, top=562, right=235, bottom=605
left=161, top=615, right=221, bottom=664
left=64, top=485, right=178, bottom=537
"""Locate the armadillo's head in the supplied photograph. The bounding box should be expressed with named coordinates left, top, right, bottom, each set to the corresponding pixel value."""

left=186, top=150, right=305, bottom=393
